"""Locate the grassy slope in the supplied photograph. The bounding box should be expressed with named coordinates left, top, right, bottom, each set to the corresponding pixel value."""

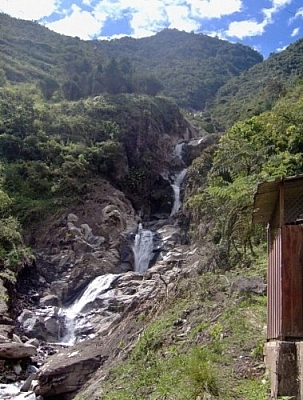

left=75, top=255, right=269, bottom=400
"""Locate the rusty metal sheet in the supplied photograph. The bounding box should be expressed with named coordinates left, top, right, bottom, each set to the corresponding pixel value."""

left=256, top=175, right=303, bottom=340
left=281, top=225, right=303, bottom=338
left=268, top=226, right=303, bottom=339
left=267, top=228, right=282, bottom=340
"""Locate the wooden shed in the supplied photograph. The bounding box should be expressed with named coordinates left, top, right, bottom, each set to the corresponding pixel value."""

left=253, top=175, right=303, bottom=340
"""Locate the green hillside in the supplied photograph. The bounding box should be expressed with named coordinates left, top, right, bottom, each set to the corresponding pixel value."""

left=95, top=28, right=263, bottom=109
left=0, top=14, right=262, bottom=108
left=209, top=37, right=303, bottom=129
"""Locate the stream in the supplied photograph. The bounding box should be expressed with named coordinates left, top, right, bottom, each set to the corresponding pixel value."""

left=1, top=141, right=191, bottom=399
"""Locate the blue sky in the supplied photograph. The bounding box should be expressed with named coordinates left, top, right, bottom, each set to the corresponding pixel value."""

left=0, top=0, right=302, bottom=58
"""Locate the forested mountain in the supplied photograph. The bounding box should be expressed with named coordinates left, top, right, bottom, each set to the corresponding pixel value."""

left=0, top=14, right=262, bottom=108
left=95, top=28, right=263, bottom=109
left=209, top=37, right=303, bottom=129
left=0, top=13, right=109, bottom=89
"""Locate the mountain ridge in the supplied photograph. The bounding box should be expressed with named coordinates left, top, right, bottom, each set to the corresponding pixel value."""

left=0, top=13, right=263, bottom=109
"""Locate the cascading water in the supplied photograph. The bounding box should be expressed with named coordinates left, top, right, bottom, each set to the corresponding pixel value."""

left=170, top=168, right=187, bottom=216
left=174, top=142, right=185, bottom=159
left=133, top=223, right=154, bottom=273
left=60, top=273, right=119, bottom=344
left=160, top=142, right=188, bottom=216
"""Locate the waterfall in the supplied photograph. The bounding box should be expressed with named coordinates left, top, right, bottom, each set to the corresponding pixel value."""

left=60, top=273, right=119, bottom=343
left=170, top=168, right=187, bottom=216
left=133, top=223, right=154, bottom=273
left=174, top=142, right=185, bottom=159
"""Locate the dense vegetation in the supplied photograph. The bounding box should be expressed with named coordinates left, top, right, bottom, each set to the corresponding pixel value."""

left=0, top=14, right=262, bottom=109
left=0, top=83, right=189, bottom=227
left=0, top=13, right=163, bottom=101
left=95, top=29, right=263, bottom=109
left=209, top=38, right=303, bottom=129
left=187, top=82, right=303, bottom=272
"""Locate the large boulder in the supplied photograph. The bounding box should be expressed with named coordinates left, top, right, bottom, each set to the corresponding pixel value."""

left=35, top=345, right=105, bottom=397
left=17, top=309, right=64, bottom=342
left=0, top=341, right=36, bottom=359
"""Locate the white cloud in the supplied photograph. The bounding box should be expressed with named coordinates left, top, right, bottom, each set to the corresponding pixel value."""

left=291, top=27, right=300, bottom=37
left=272, top=0, right=292, bottom=7
left=225, top=19, right=267, bottom=39
left=125, top=0, right=168, bottom=37
left=165, top=5, right=199, bottom=32
left=188, top=0, right=242, bottom=19
left=45, top=4, right=106, bottom=39
left=288, top=7, right=303, bottom=25
left=79, top=0, right=243, bottom=40
left=224, top=0, right=293, bottom=40
left=262, top=0, right=292, bottom=23
left=0, top=0, right=58, bottom=20
left=295, top=7, right=303, bottom=18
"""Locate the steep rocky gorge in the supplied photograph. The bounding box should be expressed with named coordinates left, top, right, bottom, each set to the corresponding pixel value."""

left=0, top=113, right=222, bottom=399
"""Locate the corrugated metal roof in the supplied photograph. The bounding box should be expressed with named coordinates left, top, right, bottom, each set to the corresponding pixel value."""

left=253, top=175, right=303, bottom=224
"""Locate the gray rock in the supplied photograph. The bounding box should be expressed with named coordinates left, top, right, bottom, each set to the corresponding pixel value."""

left=25, top=338, right=40, bottom=348
left=67, top=213, right=79, bottom=223
left=15, top=392, right=37, bottom=400
left=40, top=294, right=59, bottom=307
left=0, top=342, right=36, bottom=358
left=13, top=362, right=22, bottom=375
left=18, top=308, right=63, bottom=342
left=67, top=221, right=82, bottom=237
left=21, top=372, right=37, bottom=392
left=50, top=280, right=69, bottom=300
left=18, top=310, right=43, bottom=339
left=35, top=347, right=105, bottom=397
left=232, top=276, right=267, bottom=295
left=12, top=334, right=23, bottom=344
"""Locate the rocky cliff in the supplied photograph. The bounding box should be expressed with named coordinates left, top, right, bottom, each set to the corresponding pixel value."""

left=0, top=102, right=221, bottom=399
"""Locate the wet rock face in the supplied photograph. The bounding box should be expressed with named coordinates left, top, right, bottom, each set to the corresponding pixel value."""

left=187, top=133, right=221, bottom=164
left=34, top=256, right=197, bottom=398
left=17, top=220, right=190, bottom=345
left=12, top=208, right=193, bottom=397
left=17, top=309, right=64, bottom=343
left=11, top=130, right=206, bottom=396
left=30, top=182, right=138, bottom=304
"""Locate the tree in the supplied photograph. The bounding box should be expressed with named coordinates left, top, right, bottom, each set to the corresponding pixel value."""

left=103, top=58, right=127, bottom=94
left=62, top=79, right=82, bottom=101
left=39, top=76, right=60, bottom=100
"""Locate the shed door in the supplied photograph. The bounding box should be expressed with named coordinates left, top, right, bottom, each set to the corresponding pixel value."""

left=282, top=225, right=303, bottom=338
